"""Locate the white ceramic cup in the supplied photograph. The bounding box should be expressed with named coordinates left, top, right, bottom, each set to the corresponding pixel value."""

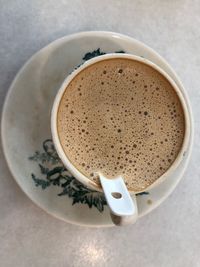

left=51, top=54, right=191, bottom=225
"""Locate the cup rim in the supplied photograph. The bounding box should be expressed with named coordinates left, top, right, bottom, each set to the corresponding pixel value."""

left=51, top=53, right=191, bottom=194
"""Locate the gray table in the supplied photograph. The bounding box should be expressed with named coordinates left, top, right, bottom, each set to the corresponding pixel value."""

left=0, top=1, right=199, bottom=266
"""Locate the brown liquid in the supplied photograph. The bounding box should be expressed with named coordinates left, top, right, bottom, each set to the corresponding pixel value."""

left=57, top=58, right=185, bottom=192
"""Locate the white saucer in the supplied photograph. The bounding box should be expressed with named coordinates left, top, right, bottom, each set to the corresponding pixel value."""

left=1, top=31, right=193, bottom=227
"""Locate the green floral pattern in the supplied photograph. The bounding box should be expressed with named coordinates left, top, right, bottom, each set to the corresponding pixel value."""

left=30, top=139, right=107, bottom=212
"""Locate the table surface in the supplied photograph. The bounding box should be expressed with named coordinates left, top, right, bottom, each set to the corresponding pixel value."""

left=0, top=1, right=200, bottom=266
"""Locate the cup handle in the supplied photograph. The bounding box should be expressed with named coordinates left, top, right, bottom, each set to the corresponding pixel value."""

left=99, top=174, right=138, bottom=226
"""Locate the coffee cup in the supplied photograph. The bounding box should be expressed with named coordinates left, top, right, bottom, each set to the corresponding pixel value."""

left=51, top=54, right=191, bottom=225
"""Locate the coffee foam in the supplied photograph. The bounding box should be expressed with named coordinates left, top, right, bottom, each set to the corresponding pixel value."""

left=57, top=58, right=185, bottom=192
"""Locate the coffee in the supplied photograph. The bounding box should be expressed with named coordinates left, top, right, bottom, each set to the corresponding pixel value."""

left=57, top=58, right=185, bottom=192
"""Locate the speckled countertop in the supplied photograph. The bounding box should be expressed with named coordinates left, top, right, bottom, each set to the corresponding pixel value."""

left=0, top=1, right=200, bottom=266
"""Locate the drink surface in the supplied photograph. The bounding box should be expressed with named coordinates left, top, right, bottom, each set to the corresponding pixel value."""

left=57, top=58, right=185, bottom=192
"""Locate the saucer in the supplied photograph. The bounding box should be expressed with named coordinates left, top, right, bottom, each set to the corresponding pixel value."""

left=1, top=31, right=193, bottom=227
